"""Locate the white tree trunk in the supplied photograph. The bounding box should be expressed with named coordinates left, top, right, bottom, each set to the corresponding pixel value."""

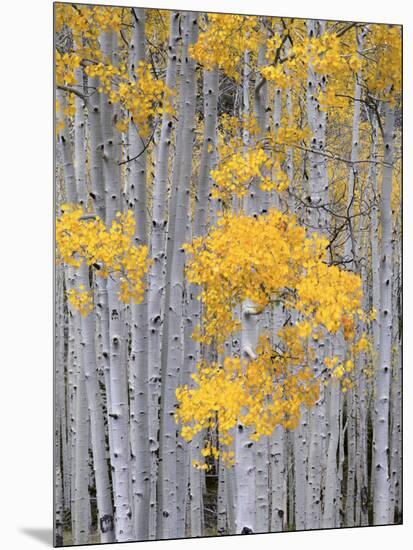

left=74, top=66, right=87, bottom=207
left=294, top=410, right=308, bottom=530
left=373, top=102, right=395, bottom=525
left=79, top=263, right=115, bottom=543
left=344, top=27, right=366, bottom=269
left=346, top=390, right=356, bottom=526
left=322, top=380, right=341, bottom=528
left=55, top=272, right=65, bottom=546
left=73, top=85, right=116, bottom=541
left=270, top=426, right=285, bottom=532
left=234, top=50, right=257, bottom=536
left=127, top=8, right=151, bottom=540
left=100, top=30, right=134, bottom=541
left=57, top=90, right=77, bottom=203
left=147, top=13, right=180, bottom=539
left=72, top=327, right=91, bottom=545
left=304, top=20, right=328, bottom=530
left=184, top=66, right=219, bottom=538
left=157, top=13, right=198, bottom=539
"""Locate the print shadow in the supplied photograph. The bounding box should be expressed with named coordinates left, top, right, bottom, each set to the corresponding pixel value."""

left=20, top=528, right=53, bottom=546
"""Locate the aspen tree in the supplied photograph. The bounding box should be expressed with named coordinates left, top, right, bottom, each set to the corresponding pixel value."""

left=72, top=353, right=91, bottom=545
left=184, top=66, right=219, bottom=537
left=254, top=39, right=272, bottom=534
left=100, top=29, right=134, bottom=542
left=71, top=61, right=117, bottom=543
left=373, top=102, right=395, bottom=525
left=57, top=93, right=91, bottom=544
left=389, top=213, right=401, bottom=522
left=55, top=270, right=66, bottom=546
left=355, top=229, right=369, bottom=527
left=147, top=14, right=180, bottom=538
left=342, top=33, right=367, bottom=526
left=127, top=8, right=151, bottom=540
left=79, top=265, right=115, bottom=544
left=57, top=91, right=77, bottom=204
left=157, top=13, right=198, bottom=539
left=234, top=49, right=258, bottom=536
left=304, top=19, right=327, bottom=530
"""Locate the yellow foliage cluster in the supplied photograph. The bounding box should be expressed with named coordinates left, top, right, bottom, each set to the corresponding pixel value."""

left=184, top=208, right=362, bottom=345
left=324, top=356, right=355, bottom=391
left=55, top=51, right=81, bottom=87
left=307, top=33, right=359, bottom=76
left=56, top=206, right=151, bottom=312
left=365, top=25, right=401, bottom=101
left=85, top=61, right=173, bottom=136
left=176, top=336, right=320, bottom=467
left=56, top=3, right=172, bottom=136
left=211, top=115, right=293, bottom=201
left=211, top=147, right=272, bottom=200
left=295, top=262, right=362, bottom=334
left=262, top=32, right=352, bottom=85
left=263, top=30, right=363, bottom=113
left=67, top=284, right=94, bottom=317
left=55, top=4, right=126, bottom=88
left=56, top=4, right=126, bottom=41
left=55, top=94, right=76, bottom=135
left=178, top=208, right=365, bottom=463
left=145, top=9, right=171, bottom=46
left=261, top=23, right=400, bottom=113
left=189, top=14, right=261, bottom=80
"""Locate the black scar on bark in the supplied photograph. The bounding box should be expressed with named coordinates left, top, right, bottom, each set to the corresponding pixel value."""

left=100, top=514, right=114, bottom=534
left=55, top=522, right=63, bottom=546
left=111, top=309, right=119, bottom=321
left=241, top=526, right=253, bottom=534
left=361, top=486, right=368, bottom=513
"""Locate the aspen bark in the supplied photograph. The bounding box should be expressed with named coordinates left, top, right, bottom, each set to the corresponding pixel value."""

left=147, top=14, right=180, bottom=538
left=355, top=245, right=369, bottom=526
left=100, top=30, right=134, bottom=541
left=87, top=74, right=106, bottom=221
left=270, top=426, right=285, bottom=532
left=79, top=265, right=115, bottom=543
left=233, top=50, right=258, bottom=536
left=235, top=304, right=257, bottom=534
left=373, top=102, right=395, bottom=525
left=322, top=379, right=341, bottom=528
left=74, top=86, right=115, bottom=541
left=389, top=224, right=401, bottom=522
left=57, top=90, right=77, bottom=204
left=72, top=333, right=91, bottom=545
left=127, top=8, right=151, bottom=540
left=344, top=27, right=366, bottom=269
left=304, top=20, right=328, bottom=530
left=55, top=274, right=65, bottom=546
left=346, top=390, right=356, bottom=526
left=57, top=97, right=91, bottom=544
left=294, top=410, right=308, bottom=530
left=184, top=66, right=219, bottom=537
left=74, top=67, right=87, bottom=208
left=157, top=13, right=198, bottom=539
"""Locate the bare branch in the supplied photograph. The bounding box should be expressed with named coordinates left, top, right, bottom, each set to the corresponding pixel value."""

left=57, top=84, right=89, bottom=105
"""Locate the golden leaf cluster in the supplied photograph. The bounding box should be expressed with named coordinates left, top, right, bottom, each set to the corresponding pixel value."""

left=56, top=206, right=151, bottom=312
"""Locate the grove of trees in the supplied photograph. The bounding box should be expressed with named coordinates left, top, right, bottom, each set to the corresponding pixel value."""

left=54, top=3, right=402, bottom=546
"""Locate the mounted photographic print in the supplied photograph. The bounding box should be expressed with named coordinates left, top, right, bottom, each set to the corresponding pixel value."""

left=54, top=2, right=402, bottom=546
